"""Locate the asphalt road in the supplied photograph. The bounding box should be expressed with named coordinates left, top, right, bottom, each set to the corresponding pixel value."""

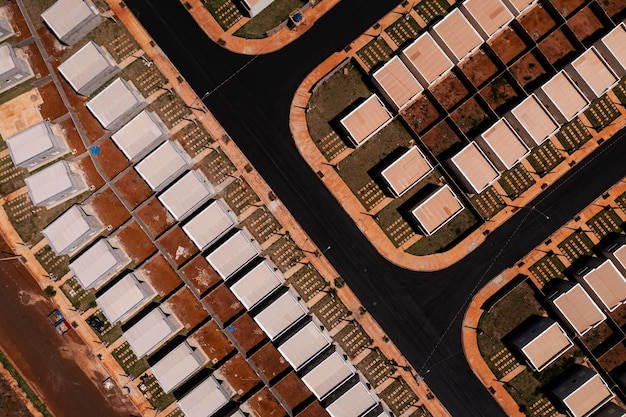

left=126, top=0, right=626, bottom=415
left=0, top=237, right=136, bottom=417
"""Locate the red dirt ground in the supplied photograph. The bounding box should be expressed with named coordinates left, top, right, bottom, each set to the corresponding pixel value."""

left=203, top=284, right=244, bottom=325
left=86, top=186, right=130, bottom=231
left=164, top=287, right=208, bottom=330
left=113, top=169, right=153, bottom=209
left=450, top=97, right=490, bottom=134
left=23, top=44, right=48, bottom=79
left=57, top=117, right=86, bottom=155
left=75, top=154, right=105, bottom=190
left=518, top=4, right=557, bottom=41
left=37, top=81, right=66, bottom=121
left=136, top=254, right=182, bottom=298
left=135, top=197, right=175, bottom=238
left=226, top=313, right=267, bottom=354
left=420, top=120, right=463, bottom=157
left=157, top=226, right=198, bottom=268
left=114, top=220, right=156, bottom=265
left=459, top=50, right=499, bottom=88
left=274, top=372, right=312, bottom=413
left=6, top=3, right=32, bottom=43
left=539, top=29, right=577, bottom=64
left=551, top=0, right=585, bottom=17
left=401, top=94, right=440, bottom=135
left=298, top=402, right=331, bottom=417
left=567, top=6, right=604, bottom=43
left=218, top=354, right=261, bottom=397
left=91, top=138, right=130, bottom=180
left=429, top=72, right=469, bottom=110
left=597, top=0, right=626, bottom=17
left=243, top=387, right=285, bottom=417
left=179, top=255, right=221, bottom=296
left=598, top=342, right=626, bottom=372
left=250, top=343, right=290, bottom=383
left=510, top=52, right=548, bottom=89
left=488, top=27, right=528, bottom=65
left=480, top=75, right=520, bottom=112
left=191, top=320, right=234, bottom=364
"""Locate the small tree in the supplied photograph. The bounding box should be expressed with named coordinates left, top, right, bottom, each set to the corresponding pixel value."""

left=43, top=286, right=56, bottom=297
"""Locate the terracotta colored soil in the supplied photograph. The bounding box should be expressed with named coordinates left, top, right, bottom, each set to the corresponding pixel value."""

left=298, top=402, right=331, bottom=417
left=114, top=220, right=156, bottom=265
left=86, top=186, right=130, bottom=231
left=244, top=387, right=285, bottom=417
left=157, top=226, right=198, bottom=267
left=419, top=120, right=463, bottom=157
left=75, top=154, right=105, bottom=190
left=23, top=44, right=48, bottom=79
left=597, top=0, right=626, bottom=17
left=510, top=51, right=548, bottom=89
left=401, top=94, right=440, bottom=135
left=429, top=72, right=469, bottom=111
left=250, top=343, right=290, bottom=383
left=459, top=50, right=499, bottom=88
left=518, top=4, right=557, bottom=41
left=191, top=320, right=234, bottom=364
left=113, top=169, right=153, bottom=209
left=135, top=197, right=175, bottom=238
left=598, top=342, right=626, bottom=372
left=203, top=284, right=244, bottom=325
left=480, top=75, right=520, bottom=113
left=219, top=354, right=261, bottom=396
left=36, top=81, right=66, bottom=121
left=274, top=372, right=312, bottom=412
left=91, top=138, right=130, bottom=180
left=136, top=254, right=182, bottom=298
left=6, top=3, right=32, bottom=42
left=164, top=287, right=208, bottom=330
left=567, top=6, right=604, bottom=43
left=539, top=29, right=577, bottom=64
left=64, top=89, right=105, bottom=145
left=179, top=255, right=221, bottom=296
left=551, top=0, right=585, bottom=17
left=226, top=313, right=266, bottom=353
left=488, top=27, right=528, bottom=65
left=450, top=97, right=490, bottom=135
left=57, top=117, right=86, bottom=155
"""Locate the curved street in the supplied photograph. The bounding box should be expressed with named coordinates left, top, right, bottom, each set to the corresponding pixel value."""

left=125, top=0, right=626, bottom=415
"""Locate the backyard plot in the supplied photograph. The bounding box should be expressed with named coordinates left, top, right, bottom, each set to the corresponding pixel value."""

left=380, top=378, right=419, bottom=416
left=240, top=207, right=281, bottom=244
left=139, top=374, right=175, bottom=410
left=176, top=123, right=214, bottom=158
left=518, top=4, right=557, bottom=41
left=0, top=154, right=25, bottom=196
left=401, top=94, right=440, bottom=135
left=287, top=264, right=327, bottom=302
left=539, top=29, right=577, bottom=67
left=529, top=254, right=566, bottom=286
left=557, top=231, right=595, bottom=262
left=479, top=75, right=520, bottom=114
left=119, top=60, right=167, bottom=99
left=266, top=235, right=304, bottom=273
left=584, top=96, right=621, bottom=130
left=335, top=320, right=373, bottom=358
left=567, top=6, right=604, bottom=44
left=356, top=38, right=392, bottom=72
left=488, top=26, right=528, bottom=65
left=459, top=50, right=499, bottom=88
left=310, top=293, right=350, bottom=329
left=414, top=0, right=451, bottom=25
left=111, top=341, right=149, bottom=376
left=220, top=178, right=260, bottom=215
left=526, top=140, right=564, bottom=176
left=596, top=0, right=626, bottom=17
left=88, top=310, right=122, bottom=345
left=429, top=72, right=469, bottom=111
left=498, top=163, right=535, bottom=198
left=198, top=148, right=237, bottom=185
left=356, top=349, right=394, bottom=387
left=586, top=208, right=623, bottom=240
left=150, top=94, right=192, bottom=129
left=556, top=118, right=592, bottom=152
left=419, top=119, right=463, bottom=157
left=510, top=51, right=549, bottom=91
left=450, top=97, right=491, bottom=135
left=385, top=15, right=421, bottom=47
left=203, top=0, right=243, bottom=31
left=59, top=276, right=94, bottom=310
left=470, top=186, right=505, bottom=220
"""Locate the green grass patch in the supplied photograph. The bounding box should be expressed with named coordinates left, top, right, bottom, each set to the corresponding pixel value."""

left=34, top=245, right=70, bottom=280
left=89, top=311, right=123, bottom=345
left=220, top=177, right=260, bottom=215
left=528, top=254, right=566, bottom=285
left=111, top=342, right=149, bottom=377
left=0, top=154, right=26, bottom=197
left=498, top=163, right=535, bottom=199
left=470, top=186, right=505, bottom=220
left=287, top=264, right=328, bottom=302
left=141, top=374, right=176, bottom=410
left=414, top=0, right=451, bottom=25
left=556, top=117, right=592, bottom=152
left=612, top=76, right=626, bottom=105
left=406, top=208, right=478, bottom=255
left=59, top=277, right=95, bottom=310
left=586, top=207, right=623, bottom=240
left=557, top=231, right=595, bottom=263
left=526, top=140, right=564, bottom=177
left=385, top=15, right=421, bottom=47
left=0, top=350, right=53, bottom=417
left=234, top=0, right=306, bottom=39
left=583, top=95, right=620, bottom=130
left=356, top=38, right=393, bottom=72
left=203, top=0, right=243, bottom=31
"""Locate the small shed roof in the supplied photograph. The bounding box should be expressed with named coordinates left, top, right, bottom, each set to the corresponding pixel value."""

left=254, top=291, right=307, bottom=340
left=86, top=78, right=144, bottom=130
left=380, top=146, right=432, bottom=196
left=540, top=71, right=588, bottom=121
left=551, top=281, right=606, bottom=336
left=339, top=95, right=392, bottom=146
left=326, top=382, right=378, bottom=417
left=70, top=239, right=129, bottom=289
left=183, top=201, right=235, bottom=251
left=400, top=33, right=454, bottom=86
left=158, top=170, right=213, bottom=221
left=450, top=142, right=499, bottom=194
left=151, top=341, right=207, bottom=393
left=570, top=47, right=617, bottom=98
left=24, top=161, right=86, bottom=207
left=96, top=272, right=155, bottom=324
left=135, top=141, right=189, bottom=191
left=58, top=41, right=115, bottom=94
left=6, top=121, right=66, bottom=167
left=411, top=185, right=464, bottom=236
left=511, top=317, right=572, bottom=372
left=230, top=261, right=283, bottom=310
left=123, top=307, right=182, bottom=358
left=178, top=376, right=230, bottom=417
left=372, top=56, right=423, bottom=111
left=510, top=94, right=558, bottom=145
left=42, top=205, right=101, bottom=256
left=41, top=0, right=96, bottom=41
left=553, top=368, right=614, bottom=417
left=478, top=119, right=528, bottom=170
left=206, top=230, right=258, bottom=280
left=461, top=0, right=514, bottom=38
left=575, top=258, right=626, bottom=312
left=111, top=111, right=168, bottom=161
left=301, top=352, right=355, bottom=399
left=278, top=321, right=331, bottom=370
left=432, top=9, right=483, bottom=61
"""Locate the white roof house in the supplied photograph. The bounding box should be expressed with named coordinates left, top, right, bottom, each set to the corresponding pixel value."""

left=596, top=23, right=626, bottom=77
left=69, top=239, right=130, bottom=290
left=552, top=367, right=614, bottom=417
left=182, top=201, right=236, bottom=251
left=566, top=47, right=618, bottom=100
left=326, top=382, right=379, bottom=417
left=460, top=0, right=514, bottom=40
left=0, top=15, right=14, bottom=43
left=253, top=291, right=307, bottom=340
left=0, top=44, right=33, bottom=94
left=42, top=204, right=103, bottom=256
left=206, top=230, right=258, bottom=280
left=158, top=170, right=213, bottom=221
left=239, top=0, right=274, bottom=17
left=410, top=185, right=464, bottom=236
left=86, top=78, right=146, bottom=131
left=178, top=376, right=231, bottom=417
left=123, top=306, right=182, bottom=358
left=548, top=280, right=606, bottom=336
left=150, top=341, right=207, bottom=393
left=111, top=111, right=170, bottom=162
left=449, top=142, right=499, bottom=194
left=380, top=146, right=432, bottom=196
left=134, top=141, right=190, bottom=191
left=58, top=41, right=119, bottom=96
left=41, top=0, right=103, bottom=45
left=509, top=317, right=573, bottom=372
left=536, top=71, right=588, bottom=124
left=506, top=94, right=558, bottom=147
left=230, top=261, right=283, bottom=310
left=602, top=235, right=626, bottom=277
left=301, top=352, right=355, bottom=400
left=278, top=321, right=331, bottom=370
left=501, top=0, right=537, bottom=15
left=24, top=160, right=88, bottom=208
left=96, top=272, right=156, bottom=324
left=476, top=119, right=529, bottom=171
left=6, top=121, right=68, bottom=169
left=371, top=56, right=423, bottom=112
left=431, top=9, right=484, bottom=63
left=574, top=258, right=626, bottom=312
left=339, top=95, right=393, bottom=147
left=400, top=33, right=454, bottom=87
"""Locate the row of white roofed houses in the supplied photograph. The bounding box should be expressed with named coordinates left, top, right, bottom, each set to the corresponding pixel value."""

left=3, top=0, right=395, bottom=416
left=336, top=0, right=626, bottom=237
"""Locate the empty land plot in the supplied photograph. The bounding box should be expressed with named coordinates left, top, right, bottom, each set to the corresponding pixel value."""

left=138, top=255, right=182, bottom=298
left=598, top=342, right=626, bottom=373
left=310, top=294, right=349, bottom=329
left=586, top=208, right=623, bottom=239
left=556, top=117, right=592, bottom=152
left=401, top=94, right=441, bottom=136
left=581, top=321, right=614, bottom=353
left=266, top=235, right=304, bottom=273
left=518, top=4, right=557, bottom=41
left=419, top=119, right=463, bottom=157
left=165, top=287, right=208, bottom=330
left=179, top=256, right=221, bottom=296
left=233, top=0, right=307, bottom=39
left=498, top=163, right=535, bottom=198
left=113, top=169, right=153, bottom=210
left=380, top=378, right=419, bottom=416
left=175, top=123, right=214, bottom=158
left=429, top=72, right=470, bottom=111
left=510, top=51, right=549, bottom=90
left=220, top=178, right=260, bottom=215
left=406, top=208, right=477, bottom=255
left=459, top=50, right=499, bottom=88
left=526, top=140, right=564, bottom=176
left=203, top=0, right=243, bottom=31
left=115, top=221, right=156, bottom=265
left=158, top=227, right=198, bottom=268
left=596, top=0, right=626, bottom=17
left=557, top=231, right=595, bottom=262
left=414, top=0, right=451, bottom=25
left=488, top=27, right=528, bottom=65
left=135, top=198, right=175, bottom=238
left=584, top=96, right=621, bottom=129
left=470, top=186, right=506, bottom=220
left=539, top=29, right=577, bottom=66
left=356, top=38, right=393, bottom=72
left=567, top=6, right=604, bottom=43
left=385, top=15, right=422, bottom=47
left=197, top=148, right=237, bottom=185
left=287, top=264, right=327, bottom=302
left=480, top=75, right=520, bottom=114
left=551, top=0, right=585, bottom=17
left=240, top=207, right=281, bottom=244
left=91, top=138, right=130, bottom=180
left=450, top=97, right=491, bottom=135
left=529, top=254, right=566, bottom=285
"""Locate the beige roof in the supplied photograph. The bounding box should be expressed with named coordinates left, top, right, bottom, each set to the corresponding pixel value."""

left=552, top=283, right=606, bottom=335
left=450, top=143, right=499, bottom=194
left=571, top=48, right=617, bottom=98
left=462, top=0, right=513, bottom=37
left=505, top=0, right=536, bottom=13
left=400, top=33, right=453, bottom=85
left=411, top=185, right=464, bottom=235
left=479, top=119, right=528, bottom=169
left=613, top=244, right=626, bottom=273
left=372, top=56, right=423, bottom=111
left=578, top=259, right=626, bottom=311
left=520, top=321, right=572, bottom=371
left=540, top=71, right=588, bottom=121
left=601, top=23, right=626, bottom=70
left=561, top=372, right=614, bottom=417
left=340, top=95, right=391, bottom=146
left=510, top=94, right=558, bottom=145
left=381, top=146, right=432, bottom=196
left=432, top=9, right=483, bottom=61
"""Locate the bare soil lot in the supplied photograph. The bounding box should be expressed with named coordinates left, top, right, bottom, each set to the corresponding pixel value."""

left=510, top=51, right=548, bottom=89
left=488, top=27, right=528, bottom=65
left=74, top=155, right=105, bottom=190
left=539, top=28, right=577, bottom=65
left=36, top=81, right=65, bottom=121
left=450, top=97, right=490, bottom=135
left=567, top=6, right=604, bottom=43
left=401, top=94, right=441, bottom=136
left=135, top=197, right=174, bottom=238
left=114, top=220, right=156, bottom=265
left=480, top=75, right=520, bottom=113
left=136, top=254, right=182, bottom=298
left=203, top=284, right=244, bottom=325
left=429, top=72, right=469, bottom=111
left=157, top=226, right=198, bottom=268
left=113, top=169, right=152, bottom=209
left=551, top=0, right=585, bottom=17
left=219, top=354, right=260, bottom=397
left=91, top=138, right=129, bottom=180
left=250, top=343, right=290, bottom=383
left=180, top=255, right=221, bottom=296
left=191, top=320, right=234, bottom=364
left=459, top=50, right=499, bottom=88
left=86, top=186, right=130, bottom=231
left=57, top=117, right=86, bottom=155
left=165, top=287, right=208, bottom=330
left=597, top=0, right=626, bottom=17
left=420, top=119, right=463, bottom=157
left=227, top=313, right=266, bottom=353
left=518, top=4, right=557, bottom=41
